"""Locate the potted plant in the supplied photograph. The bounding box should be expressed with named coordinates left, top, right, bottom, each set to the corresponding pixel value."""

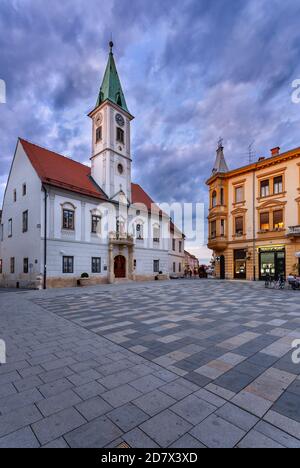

left=79, top=273, right=90, bottom=287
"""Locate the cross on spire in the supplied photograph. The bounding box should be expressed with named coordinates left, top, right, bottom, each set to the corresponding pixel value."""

left=217, top=137, right=223, bottom=149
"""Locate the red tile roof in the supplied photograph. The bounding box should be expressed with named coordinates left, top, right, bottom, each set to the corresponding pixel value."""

left=20, top=139, right=108, bottom=200
left=131, top=182, right=160, bottom=213
left=20, top=139, right=161, bottom=212
left=20, top=139, right=182, bottom=235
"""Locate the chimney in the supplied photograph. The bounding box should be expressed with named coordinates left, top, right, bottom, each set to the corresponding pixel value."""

left=271, top=147, right=280, bottom=157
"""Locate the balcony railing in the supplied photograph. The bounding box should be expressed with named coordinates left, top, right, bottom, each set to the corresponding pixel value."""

left=287, top=226, right=300, bottom=236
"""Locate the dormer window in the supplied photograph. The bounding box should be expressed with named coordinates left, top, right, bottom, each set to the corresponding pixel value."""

left=116, top=127, right=125, bottom=144
left=96, top=126, right=102, bottom=143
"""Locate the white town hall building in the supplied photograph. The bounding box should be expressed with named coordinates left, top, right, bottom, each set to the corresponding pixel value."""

left=0, top=42, right=185, bottom=289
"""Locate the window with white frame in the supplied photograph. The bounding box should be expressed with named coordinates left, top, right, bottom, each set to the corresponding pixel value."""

left=153, top=225, right=160, bottom=243
left=136, top=223, right=144, bottom=240
left=62, top=208, right=75, bottom=230
left=91, top=214, right=101, bottom=234
left=92, top=257, right=101, bottom=273
left=62, top=256, right=74, bottom=274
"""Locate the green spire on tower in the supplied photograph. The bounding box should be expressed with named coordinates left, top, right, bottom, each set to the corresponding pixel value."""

left=96, top=41, right=129, bottom=113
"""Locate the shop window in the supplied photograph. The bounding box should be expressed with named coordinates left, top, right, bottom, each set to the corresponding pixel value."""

left=234, top=250, right=246, bottom=279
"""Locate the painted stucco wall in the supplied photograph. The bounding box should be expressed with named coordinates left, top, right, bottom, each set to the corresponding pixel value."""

left=0, top=142, right=42, bottom=287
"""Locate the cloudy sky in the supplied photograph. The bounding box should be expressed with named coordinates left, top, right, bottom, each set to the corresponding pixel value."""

left=1, top=0, right=300, bottom=262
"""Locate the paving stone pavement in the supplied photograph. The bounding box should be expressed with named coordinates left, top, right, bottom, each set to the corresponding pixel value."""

left=0, top=280, right=300, bottom=448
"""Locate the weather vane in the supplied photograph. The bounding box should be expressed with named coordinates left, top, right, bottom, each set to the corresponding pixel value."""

left=109, top=33, right=114, bottom=53
left=217, top=137, right=223, bottom=149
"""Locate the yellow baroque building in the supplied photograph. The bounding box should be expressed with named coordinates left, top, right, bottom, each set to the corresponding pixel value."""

left=206, top=143, right=300, bottom=281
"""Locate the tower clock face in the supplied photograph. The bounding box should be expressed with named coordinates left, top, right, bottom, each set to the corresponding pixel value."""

left=115, top=113, right=125, bottom=127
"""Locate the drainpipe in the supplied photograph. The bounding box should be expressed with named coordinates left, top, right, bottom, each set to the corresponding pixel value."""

left=252, top=167, right=256, bottom=281
left=42, top=185, right=48, bottom=289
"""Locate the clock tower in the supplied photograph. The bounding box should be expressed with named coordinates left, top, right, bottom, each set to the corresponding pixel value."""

left=89, top=42, right=134, bottom=202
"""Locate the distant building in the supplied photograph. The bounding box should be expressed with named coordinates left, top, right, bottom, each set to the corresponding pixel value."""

left=207, top=142, right=300, bottom=280
left=184, top=250, right=199, bottom=273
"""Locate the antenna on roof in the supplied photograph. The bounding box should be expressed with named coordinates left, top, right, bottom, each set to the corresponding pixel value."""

left=248, top=141, right=256, bottom=164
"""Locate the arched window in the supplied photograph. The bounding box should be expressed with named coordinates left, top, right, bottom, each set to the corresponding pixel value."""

left=116, top=216, right=126, bottom=238
left=91, top=210, right=102, bottom=234
left=61, top=202, right=76, bottom=230
left=135, top=222, right=144, bottom=240
left=212, top=191, right=217, bottom=208
left=153, top=224, right=160, bottom=243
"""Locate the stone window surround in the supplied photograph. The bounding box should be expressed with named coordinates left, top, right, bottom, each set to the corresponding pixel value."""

left=90, top=209, right=102, bottom=235
left=257, top=203, right=286, bottom=234
left=257, top=168, right=286, bottom=201
left=61, top=202, right=77, bottom=232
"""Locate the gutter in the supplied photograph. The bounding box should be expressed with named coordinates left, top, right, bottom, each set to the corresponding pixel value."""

left=42, top=185, right=48, bottom=289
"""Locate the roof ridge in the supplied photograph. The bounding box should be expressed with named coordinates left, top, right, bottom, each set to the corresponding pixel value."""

left=19, top=138, right=90, bottom=169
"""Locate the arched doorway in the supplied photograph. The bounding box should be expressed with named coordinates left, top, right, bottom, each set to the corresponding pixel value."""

left=114, top=255, right=126, bottom=278
left=220, top=255, right=225, bottom=280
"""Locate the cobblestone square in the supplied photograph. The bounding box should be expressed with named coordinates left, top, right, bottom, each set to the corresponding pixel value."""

left=0, top=280, right=300, bottom=448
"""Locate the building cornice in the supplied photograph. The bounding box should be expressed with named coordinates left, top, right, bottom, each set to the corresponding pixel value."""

left=206, top=147, right=300, bottom=186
